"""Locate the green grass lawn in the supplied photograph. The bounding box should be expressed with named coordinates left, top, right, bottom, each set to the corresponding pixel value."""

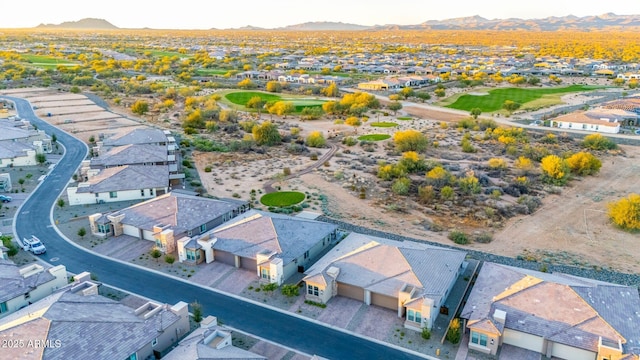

left=358, top=134, right=391, bottom=141
left=21, top=54, right=77, bottom=68
left=225, top=91, right=326, bottom=113
left=369, top=122, right=399, bottom=128
left=445, top=85, right=603, bottom=112
left=196, top=68, right=229, bottom=76
left=397, top=117, right=413, bottom=121
left=260, top=191, right=305, bottom=207
left=226, top=91, right=282, bottom=105
left=144, top=49, right=191, bottom=58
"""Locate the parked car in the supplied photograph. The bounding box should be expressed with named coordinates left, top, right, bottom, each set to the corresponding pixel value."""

left=0, top=195, right=12, bottom=203
left=23, top=236, right=46, bottom=255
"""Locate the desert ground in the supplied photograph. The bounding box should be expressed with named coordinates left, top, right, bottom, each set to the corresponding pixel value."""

left=3, top=87, right=639, bottom=275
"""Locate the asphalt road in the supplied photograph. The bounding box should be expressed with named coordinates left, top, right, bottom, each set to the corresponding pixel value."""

left=2, top=96, right=425, bottom=360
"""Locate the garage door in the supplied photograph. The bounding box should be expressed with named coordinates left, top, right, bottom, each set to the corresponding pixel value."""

left=371, top=292, right=397, bottom=310
left=123, top=225, right=141, bottom=238
left=214, top=250, right=236, bottom=266
left=338, top=282, right=364, bottom=302
left=240, top=257, right=257, bottom=271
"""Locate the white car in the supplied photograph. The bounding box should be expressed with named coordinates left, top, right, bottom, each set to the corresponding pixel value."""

left=23, top=236, right=46, bottom=255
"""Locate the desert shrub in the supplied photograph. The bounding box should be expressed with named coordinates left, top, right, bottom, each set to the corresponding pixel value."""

left=281, top=284, right=300, bottom=297
left=515, top=156, right=533, bottom=172
left=474, top=232, right=493, bottom=243
left=204, top=166, right=212, bottom=172
left=391, top=177, right=411, bottom=195
left=306, top=131, right=326, bottom=148
left=239, top=120, right=257, bottom=133
left=448, top=231, right=469, bottom=245
left=418, top=185, right=435, bottom=204
left=393, top=130, right=428, bottom=152
left=399, top=151, right=427, bottom=173
left=582, top=133, right=617, bottom=150
left=540, top=155, right=569, bottom=185
left=440, top=186, right=455, bottom=200
left=607, top=193, right=640, bottom=231
left=446, top=318, right=462, bottom=344
left=261, top=283, right=278, bottom=292
left=164, top=254, right=175, bottom=264
left=150, top=248, right=162, bottom=259
left=342, top=137, right=358, bottom=146
left=457, top=118, right=477, bottom=129
left=426, top=166, right=451, bottom=186
left=459, top=175, right=482, bottom=195
left=377, top=163, right=406, bottom=181
left=421, top=328, right=431, bottom=340
left=461, top=137, right=476, bottom=153
left=566, top=151, right=602, bottom=176
left=487, top=158, right=507, bottom=170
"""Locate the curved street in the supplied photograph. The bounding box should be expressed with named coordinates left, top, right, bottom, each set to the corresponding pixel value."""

left=3, top=96, right=425, bottom=360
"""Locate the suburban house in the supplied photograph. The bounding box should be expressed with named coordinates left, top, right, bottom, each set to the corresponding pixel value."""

left=164, top=315, right=266, bottom=360
left=94, top=127, right=183, bottom=184
left=88, top=192, right=249, bottom=254
left=551, top=109, right=627, bottom=134
left=460, top=262, right=640, bottom=359
left=0, top=120, right=52, bottom=168
left=175, top=210, right=338, bottom=285
left=66, top=165, right=169, bottom=205
left=303, top=233, right=466, bottom=331
left=0, top=259, right=67, bottom=319
left=0, top=271, right=190, bottom=360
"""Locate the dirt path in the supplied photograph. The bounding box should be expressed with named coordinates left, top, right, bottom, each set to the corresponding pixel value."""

left=263, top=142, right=339, bottom=193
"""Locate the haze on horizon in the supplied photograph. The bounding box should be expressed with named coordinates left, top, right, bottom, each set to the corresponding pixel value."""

left=4, top=0, right=640, bottom=29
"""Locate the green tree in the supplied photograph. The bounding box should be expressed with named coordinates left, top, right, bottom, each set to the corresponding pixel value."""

left=388, top=101, right=402, bottom=115
left=18, top=178, right=24, bottom=190
left=266, top=81, right=282, bottom=93
left=393, top=130, right=428, bottom=152
left=252, top=121, right=281, bottom=146
left=57, top=198, right=65, bottom=208
left=36, top=153, right=47, bottom=165
left=322, top=83, right=339, bottom=97
left=607, top=193, right=640, bottom=231
left=415, top=92, right=431, bottom=102
left=237, top=78, right=256, bottom=89
left=446, top=318, right=462, bottom=344
left=191, top=301, right=203, bottom=323
left=77, top=227, right=87, bottom=240
left=131, top=100, right=149, bottom=115
left=246, top=96, right=265, bottom=117
left=400, top=87, right=415, bottom=98
left=470, top=108, right=482, bottom=119
left=150, top=248, right=162, bottom=261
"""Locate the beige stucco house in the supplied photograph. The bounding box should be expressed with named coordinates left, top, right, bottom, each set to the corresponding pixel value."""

left=461, top=262, right=640, bottom=360
left=303, top=233, right=466, bottom=331
left=175, top=210, right=338, bottom=285
left=88, top=192, right=249, bottom=255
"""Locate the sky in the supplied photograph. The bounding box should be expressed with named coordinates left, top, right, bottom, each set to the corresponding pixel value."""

left=3, top=0, right=640, bottom=29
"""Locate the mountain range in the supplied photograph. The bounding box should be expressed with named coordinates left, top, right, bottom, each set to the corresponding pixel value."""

left=33, top=13, right=640, bottom=31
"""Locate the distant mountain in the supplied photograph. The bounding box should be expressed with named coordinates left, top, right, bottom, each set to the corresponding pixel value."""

left=36, top=18, right=118, bottom=30
left=278, top=21, right=371, bottom=31
left=374, top=13, right=640, bottom=31
left=232, top=25, right=266, bottom=31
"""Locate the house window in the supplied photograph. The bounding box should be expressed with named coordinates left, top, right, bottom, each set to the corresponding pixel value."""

left=150, top=188, right=154, bottom=196
left=304, top=251, right=309, bottom=259
left=151, top=338, right=158, bottom=347
left=127, top=354, right=138, bottom=360
left=261, top=268, right=270, bottom=279
left=141, top=189, right=145, bottom=196
left=307, top=284, right=319, bottom=296
left=407, top=309, right=422, bottom=323
left=97, top=223, right=110, bottom=234
left=0, top=302, right=7, bottom=313
left=200, top=224, right=206, bottom=233
left=24, top=292, right=30, bottom=300
left=109, top=191, right=117, bottom=198
left=471, top=332, right=488, bottom=347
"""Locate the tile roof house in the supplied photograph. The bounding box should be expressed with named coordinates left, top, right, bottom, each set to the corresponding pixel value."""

left=0, top=259, right=67, bottom=319
left=460, top=262, right=640, bottom=359
left=0, top=121, right=52, bottom=168
left=164, top=316, right=265, bottom=360
left=0, top=272, right=190, bottom=360
left=176, top=210, right=338, bottom=285
left=551, top=109, right=628, bottom=134
left=66, top=165, right=169, bottom=206
left=303, top=233, right=466, bottom=331
left=88, top=192, right=249, bottom=255
left=92, top=127, right=183, bottom=183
